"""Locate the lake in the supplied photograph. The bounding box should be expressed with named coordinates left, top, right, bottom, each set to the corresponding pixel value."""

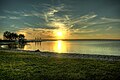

left=22, top=41, right=120, bottom=56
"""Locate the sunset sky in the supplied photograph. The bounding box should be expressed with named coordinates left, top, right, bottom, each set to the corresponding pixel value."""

left=0, top=0, right=120, bottom=39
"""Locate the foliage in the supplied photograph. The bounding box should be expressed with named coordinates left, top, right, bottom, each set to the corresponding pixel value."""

left=0, top=51, right=120, bottom=80
left=18, top=34, right=25, bottom=39
left=3, top=31, right=25, bottom=40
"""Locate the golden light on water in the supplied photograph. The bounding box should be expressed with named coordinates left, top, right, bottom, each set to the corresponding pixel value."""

left=57, top=40, right=62, bottom=51
left=24, top=40, right=67, bottom=53
left=54, top=40, right=67, bottom=53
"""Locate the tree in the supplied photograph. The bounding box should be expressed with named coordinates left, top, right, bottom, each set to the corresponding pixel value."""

left=18, top=34, right=25, bottom=44
left=11, top=33, right=18, bottom=40
left=18, top=34, right=25, bottom=39
left=3, top=31, right=20, bottom=40
left=3, top=31, right=26, bottom=44
left=3, top=31, right=11, bottom=40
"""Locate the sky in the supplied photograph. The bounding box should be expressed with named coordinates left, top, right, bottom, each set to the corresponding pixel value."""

left=0, top=0, right=120, bottom=39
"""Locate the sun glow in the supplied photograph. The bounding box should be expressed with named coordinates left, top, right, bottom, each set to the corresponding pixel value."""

left=57, top=31, right=63, bottom=37
left=54, top=30, right=66, bottom=39
left=17, top=32, right=26, bottom=36
left=51, top=22, right=65, bottom=29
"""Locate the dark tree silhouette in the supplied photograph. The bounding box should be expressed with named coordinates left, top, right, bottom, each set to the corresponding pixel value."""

left=11, top=33, right=18, bottom=40
left=3, top=31, right=23, bottom=40
left=18, top=34, right=25, bottom=44
left=3, top=31, right=11, bottom=40
left=18, top=34, right=25, bottom=39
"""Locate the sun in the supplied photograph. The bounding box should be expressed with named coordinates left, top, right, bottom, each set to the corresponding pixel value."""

left=54, top=29, right=68, bottom=39
left=54, top=30, right=64, bottom=39
left=57, top=31, right=63, bottom=37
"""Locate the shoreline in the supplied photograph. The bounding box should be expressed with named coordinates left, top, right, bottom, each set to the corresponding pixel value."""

left=0, top=49, right=120, bottom=61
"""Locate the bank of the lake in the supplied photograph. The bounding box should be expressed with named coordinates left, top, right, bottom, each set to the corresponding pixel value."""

left=0, top=50, right=120, bottom=80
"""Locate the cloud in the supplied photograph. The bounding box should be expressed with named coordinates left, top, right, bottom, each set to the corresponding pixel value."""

left=0, top=16, right=6, bottom=19
left=2, top=3, right=120, bottom=38
left=16, top=28, right=56, bottom=39
left=8, top=16, right=21, bottom=20
left=22, top=11, right=43, bottom=18
left=68, top=14, right=120, bottom=33
left=39, top=4, right=119, bottom=35
left=71, top=13, right=97, bottom=24
left=24, top=22, right=33, bottom=27
left=72, top=29, right=100, bottom=34
left=101, top=17, right=120, bottom=22
left=83, top=29, right=99, bottom=33
left=105, top=26, right=112, bottom=31
left=88, top=17, right=120, bottom=27
left=40, top=4, right=73, bottom=31
left=79, top=14, right=97, bottom=21
left=10, top=25, right=20, bottom=29
left=43, top=4, right=65, bottom=22
left=4, top=10, right=43, bottom=18
left=80, top=26, right=88, bottom=29
left=4, top=10, right=21, bottom=14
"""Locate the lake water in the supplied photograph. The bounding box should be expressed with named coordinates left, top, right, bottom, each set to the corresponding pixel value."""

left=23, top=41, right=120, bottom=56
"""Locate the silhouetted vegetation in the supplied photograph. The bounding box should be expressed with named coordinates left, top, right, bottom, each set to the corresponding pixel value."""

left=3, top=31, right=25, bottom=41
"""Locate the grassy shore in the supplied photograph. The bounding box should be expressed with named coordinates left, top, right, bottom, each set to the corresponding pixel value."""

left=0, top=51, right=120, bottom=80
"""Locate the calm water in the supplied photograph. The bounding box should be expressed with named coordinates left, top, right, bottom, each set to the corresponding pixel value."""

left=23, top=41, right=120, bottom=56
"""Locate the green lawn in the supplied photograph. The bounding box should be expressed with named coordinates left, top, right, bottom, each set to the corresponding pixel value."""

left=0, top=51, right=120, bottom=80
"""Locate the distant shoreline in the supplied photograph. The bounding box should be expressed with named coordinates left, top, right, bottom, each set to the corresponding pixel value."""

left=0, top=49, right=120, bottom=61
left=28, top=39, right=120, bottom=42
left=0, top=39, right=120, bottom=43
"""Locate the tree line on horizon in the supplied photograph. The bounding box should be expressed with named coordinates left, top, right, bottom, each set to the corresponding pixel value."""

left=3, top=31, right=25, bottom=40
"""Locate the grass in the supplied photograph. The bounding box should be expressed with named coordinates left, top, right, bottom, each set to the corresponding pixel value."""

left=0, top=51, right=120, bottom=80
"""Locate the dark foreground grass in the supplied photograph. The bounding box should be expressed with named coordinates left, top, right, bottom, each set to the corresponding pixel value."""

left=0, top=51, right=120, bottom=80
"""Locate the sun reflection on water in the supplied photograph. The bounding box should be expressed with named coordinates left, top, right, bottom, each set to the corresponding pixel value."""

left=54, top=40, right=67, bottom=53
left=58, top=40, right=62, bottom=51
